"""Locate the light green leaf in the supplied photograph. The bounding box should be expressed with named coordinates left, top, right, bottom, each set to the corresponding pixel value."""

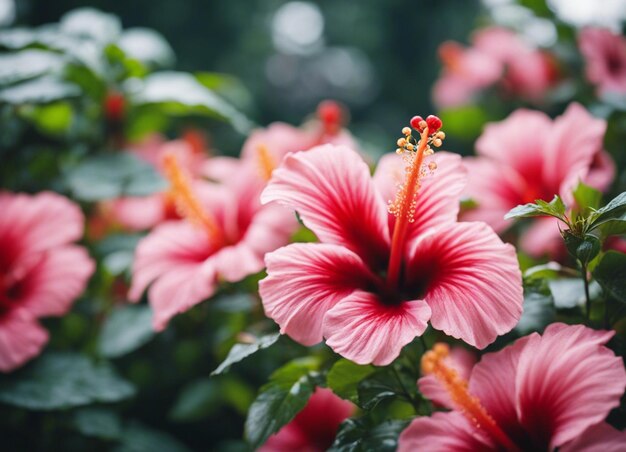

left=504, top=195, right=566, bottom=221
left=327, top=359, right=375, bottom=403
left=212, top=333, right=281, bottom=375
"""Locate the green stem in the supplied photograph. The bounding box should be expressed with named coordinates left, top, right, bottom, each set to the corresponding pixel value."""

left=581, top=263, right=591, bottom=324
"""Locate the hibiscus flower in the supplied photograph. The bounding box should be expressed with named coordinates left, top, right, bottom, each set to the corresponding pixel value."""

left=260, top=387, right=354, bottom=452
left=579, top=27, right=626, bottom=96
left=260, top=116, right=523, bottom=365
left=0, top=192, right=94, bottom=371
left=462, top=103, right=615, bottom=258
left=129, top=153, right=296, bottom=331
left=399, top=323, right=626, bottom=451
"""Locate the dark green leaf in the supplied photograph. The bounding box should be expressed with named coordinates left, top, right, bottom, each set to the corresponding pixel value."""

left=244, top=358, right=320, bottom=449
left=589, top=192, right=626, bottom=230
left=593, top=251, right=626, bottom=304
left=357, top=368, right=416, bottom=411
left=211, top=333, right=281, bottom=375
left=113, top=422, right=191, bottom=452
left=98, top=305, right=155, bottom=358
left=0, top=352, right=135, bottom=410
left=169, top=378, right=220, bottom=422
left=504, top=195, right=566, bottom=221
left=72, top=408, right=122, bottom=440
left=516, top=280, right=555, bottom=334
left=66, top=153, right=166, bottom=202
left=327, top=359, right=375, bottom=403
left=329, top=418, right=409, bottom=452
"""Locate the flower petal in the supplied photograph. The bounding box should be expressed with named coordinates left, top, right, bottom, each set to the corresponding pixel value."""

left=259, top=243, right=374, bottom=346
left=323, top=291, right=430, bottom=366
left=398, top=412, right=494, bottom=452
left=261, top=144, right=390, bottom=267
left=0, top=309, right=48, bottom=373
left=515, top=323, right=626, bottom=450
left=561, top=422, right=626, bottom=452
left=19, top=245, right=95, bottom=318
left=406, top=222, right=523, bottom=349
left=373, top=152, right=467, bottom=240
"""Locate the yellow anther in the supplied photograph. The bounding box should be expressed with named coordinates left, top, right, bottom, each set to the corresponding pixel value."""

left=257, top=144, right=276, bottom=182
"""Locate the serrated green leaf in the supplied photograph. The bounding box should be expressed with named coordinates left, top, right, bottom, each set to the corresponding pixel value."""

left=66, top=153, right=166, bottom=202
left=211, top=333, right=281, bottom=375
left=0, top=352, right=135, bottom=410
left=505, top=195, right=566, bottom=221
left=589, top=192, right=626, bottom=230
left=98, top=305, right=154, bottom=358
left=357, top=368, right=416, bottom=411
left=327, top=359, right=375, bottom=403
left=244, top=358, right=320, bottom=449
left=593, top=251, right=626, bottom=304
left=329, top=418, right=409, bottom=452
left=72, top=408, right=122, bottom=440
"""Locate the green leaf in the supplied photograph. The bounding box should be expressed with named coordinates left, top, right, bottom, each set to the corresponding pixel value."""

left=60, top=7, right=121, bottom=44
left=169, top=378, right=220, bottom=422
left=589, top=192, right=626, bottom=230
left=0, top=50, right=65, bottom=85
left=504, top=195, right=566, bottom=221
left=563, top=232, right=601, bottom=265
left=118, top=28, right=175, bottom=68
left=548, top=278, right=601, bottom=309
left=26, top=102, right=73, bottom=135
left=327, top=359, right=375, bottom=403
left=438, top=106, right=488, bottom=140
left=329, top=418, right=409, bottom=452
left=113, top=422, right=191, bottom=452
left=244, top=358, right=320, bottom=449
left=357, top=368, right=416, bottom=411
left=98, top=305, right=155, bottom=358
left=593, top=251, right=626, bottom=304
left=66, top=153, right=166, bottom=202
left=211, top=333, right=281, bottom=375
left=516, top=280, right=555, bottom=334
left=72, top=408, right=122, bottom=440
left=0, top=352, right=135, bottom=410
left=573, top=181, right=602, bottom=216
left=131, top=72, right=252, bottom=134
left=0, top=76, right=80, bottom=104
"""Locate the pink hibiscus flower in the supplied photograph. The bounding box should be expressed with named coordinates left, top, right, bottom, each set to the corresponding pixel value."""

left=260, top=387, right=354, bottom=452
left=579, top=27, right=626, bottom=95
left=259, top=117, right=523, bottom=365
left=241, top=101, right=359, bottom=182
left=462, top=103, right=615, bottom=258
left=433, top=27, right=557, bottom=108
left=0, top=192, right=94, bottom=372
left=102, top=133, right=208, bottom=232
left=399, top=323, right=626, bottom=451
left=129, top=153, right=296, bottom=331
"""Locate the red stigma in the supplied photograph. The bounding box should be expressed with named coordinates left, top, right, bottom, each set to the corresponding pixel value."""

left=104, top=91, right=125, bottom=122
left=410, top=115, right=424, bottom=131
left=317, top=100, right=344, bottom=134
left=426, top=115, right=442, bottom=132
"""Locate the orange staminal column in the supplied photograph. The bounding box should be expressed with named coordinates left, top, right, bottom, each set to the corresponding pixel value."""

left=162, top=152, right=224, bottom=244
left=257, top=144, right=276, bottom=181
left=386, top=116, right=443, bottom=289
left=422, top=344, right=522, bottom=452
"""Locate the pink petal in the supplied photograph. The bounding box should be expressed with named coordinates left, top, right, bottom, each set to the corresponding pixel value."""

left=241, top=123, right=308, bottom=164
left=432, top=74, right=478, bottom=108
left=259, top=243, right=375, bottom=346
left=259, top=423, right=310, bottom=452
left=418, top=346, right=477, bottom=409
left=468, top=335, right=534, bottom=445
left=0, top=309, right=48, bottom=372
left=516, top=323, right=626, bottom=450
left=322, top=290, right=430, bottom=366
left=561, top=422, right=626, bottom=452
left=19, top=245, right=95, bottom=318
left=585, top=150, right=616, bottom=193
left=398, top=412, right=494, bottom=452
left=544, top=104, right=606, bottom=203
left=261, top=144, right=390, bottom=268
left=105, top=195, right=168, bottom=231
left=519, top=217, right=565, bottom=259
left=461, top=157, right=528, bottom=233
left=406, top=222, right=523, bottom=349
left=373, top=152, right=467, bottom=240
left=0, top=192, right=85, bottom=256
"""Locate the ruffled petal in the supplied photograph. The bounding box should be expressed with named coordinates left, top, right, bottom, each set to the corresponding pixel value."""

left=373, top=152, right=467, bottom=240
left=323, top=291, right=430, bottom=366
left=259, top=243, right=374, bottom=346
left=561, top=422, right=626, bottom=452
left=0, top=192, right=85, bottom=257
left=19, top=245, right=94, bottom=318
left=406, top=222, right=523, bottom=349
left=515, top=323, right=626, bottom=450
left=0, top=309, right=48, bottom=373
left=261, top=145, right=390, bottom=268
left=398, top=412, right=494, bottom=452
